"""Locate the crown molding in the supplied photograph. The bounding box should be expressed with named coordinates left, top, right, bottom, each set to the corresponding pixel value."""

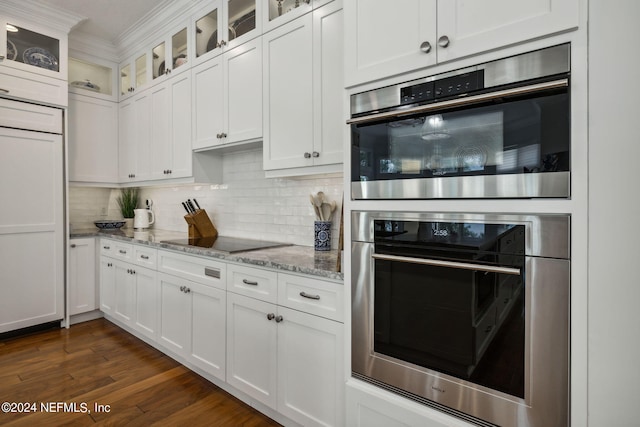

left=69, top=31, right=119, bottom=63
left=115, top=0, right=200, bottom=60
left=1, top=0, right=86, bottom=34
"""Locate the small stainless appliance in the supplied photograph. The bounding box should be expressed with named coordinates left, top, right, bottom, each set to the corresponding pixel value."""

left=351, top=211, right=570, bottom=427
left=349, top=44, right=571, bottom=199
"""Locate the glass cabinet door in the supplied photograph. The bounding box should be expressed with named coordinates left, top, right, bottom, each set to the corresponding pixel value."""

left=266, top=0, right=311, bottom=28
left=5, top=22, right=60, bottom=73
left=228, top=0, right=257, bottom=42
left=195, top=7, right=220, bottom=59
left=135, top=53, right=147, bottom=87
left=120, top=63, right=131, bottom=96
left=152, top=42, right=165, bottom=80
left=171, top=28, right=188, bottom=71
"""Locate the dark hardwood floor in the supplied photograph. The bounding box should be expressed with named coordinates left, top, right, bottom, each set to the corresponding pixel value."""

left=0, top=319, right=281, bottom=426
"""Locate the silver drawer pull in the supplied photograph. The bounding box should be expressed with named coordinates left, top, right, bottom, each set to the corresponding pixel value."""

left=300, top=291, right=320, bottom=300
left=205, top=267, right=221, bottom=279
left=103, top=246, right=110, bottom=250
left=119, top=250, right=127, bottom=254
left=140, top=255, right=149, bottom=260
left=242, top=279, right=258, bottom=286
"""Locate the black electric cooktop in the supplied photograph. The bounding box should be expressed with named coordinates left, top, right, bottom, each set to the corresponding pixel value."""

left=161, top=236, right=291, bottom=254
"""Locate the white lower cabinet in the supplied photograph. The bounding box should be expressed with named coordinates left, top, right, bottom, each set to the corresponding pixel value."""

left=68, top=238, right=97, bottom=315
left=277, top=305, right=344, bottom=427
left=226, top=292, right=278, bottom=407
left=99, top=239, right=158, bottom=340
left=100, top=242, right=343, bottom=426
left=227, top=268, right=344, bottom=427
left=99, top=256, right=116, bottom=314
left=158, top=272, right=227, bottom=381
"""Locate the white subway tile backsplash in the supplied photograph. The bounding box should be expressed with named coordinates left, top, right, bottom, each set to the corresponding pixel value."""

left=69, top=148, right=344, bottom=248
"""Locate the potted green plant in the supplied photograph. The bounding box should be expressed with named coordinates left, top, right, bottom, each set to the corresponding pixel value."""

left=117, top=187, right=139, bottom=229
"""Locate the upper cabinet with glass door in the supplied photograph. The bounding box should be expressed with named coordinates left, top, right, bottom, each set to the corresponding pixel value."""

left=263, top=0, right=332, bottom=32
left=119, top=52, right=148, bottom=100
left=192, top=0, right=263, bottom=66
left=151, top=23, right=190, bottom=84
left=0, top=17, right=68, bottom=78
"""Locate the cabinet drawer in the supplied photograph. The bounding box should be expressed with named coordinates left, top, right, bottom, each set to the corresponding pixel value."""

left=277, top=273, right=344, bottom=322
left=157, top=250, right=226, bottom=290
left=0, top=67, right=67, bottom=108
left=133, top=246, right=157, bottom=269
left=227, top=264, right=278, bottom=304
left=0, top=97, right=63, bottom=133
left=100, top=239, right=133, bottom=260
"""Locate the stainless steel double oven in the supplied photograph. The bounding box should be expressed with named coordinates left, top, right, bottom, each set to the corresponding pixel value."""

left=349, top=44, right=572, bottom=427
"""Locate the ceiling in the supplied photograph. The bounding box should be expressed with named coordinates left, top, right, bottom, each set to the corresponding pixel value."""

left=40, top=0, right=161, bottom=43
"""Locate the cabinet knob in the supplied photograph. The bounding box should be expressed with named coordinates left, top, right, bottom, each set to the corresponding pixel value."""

left=221, top=133, right=227, bottom=138
left=217, top=40, right=227, bottom=48
left=180, top=286, right=185, bottom=292
left=312, top=151, right=319, bottom=158
left=267, top=313, right=275, bottom=321
left=304, top=152, right=311, bottom=158
left=275, top=315, right=283, bottom=323
left=420, top=41, right=432, bottom=53
left=438, top=35, right=450, bottom=48
left=70, top=244, right=76, bottom=248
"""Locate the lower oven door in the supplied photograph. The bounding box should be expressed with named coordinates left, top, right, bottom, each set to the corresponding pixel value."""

left=352, top=241, right=570, bottom=427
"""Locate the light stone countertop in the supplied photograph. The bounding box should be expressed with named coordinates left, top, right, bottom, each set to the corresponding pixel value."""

left=71, top=228, right=344, bottom=282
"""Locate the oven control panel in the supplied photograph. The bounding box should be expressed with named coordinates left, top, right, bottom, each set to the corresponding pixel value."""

left=400, top=81, right=435, bottom=106
left=434, top=70, right=484, bottom=99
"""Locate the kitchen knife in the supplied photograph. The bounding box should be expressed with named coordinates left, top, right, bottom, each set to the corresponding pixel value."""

left=187, top=200, right=197, bottom=212
left=182, top=202, right=191, bottom=214
left=193, top=199, right=201, bottom=210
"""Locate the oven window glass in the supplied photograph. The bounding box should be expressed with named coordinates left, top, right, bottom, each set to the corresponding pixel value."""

left=373, top=221, right=526, bottom=398
left=352, top=90, right=569, bottom=183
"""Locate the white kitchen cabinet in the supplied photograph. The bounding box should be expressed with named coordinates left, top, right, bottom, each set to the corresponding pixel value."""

left=150, top=21, right=190, bottom=86
left=277, top=306, right=343, bottom=427
left=119, top=52, right=148, bottom=101
left=263, top=0, right=343, bottom=176
left=191, top=0, right=262, bottom=67
left=68, top=93, right=118, bottom=184
left=99, top=256, right=116, bottom=315
left=100, top=239, right=158, bottom=340
left=113, top=260, right=136, bottom=325
left=0, top=15, right=68, bottom=106
left=226, top=291, right=278, bottom=407
left=68, top=238, right=97, bottom=316
left=192, top=37, right=262, bottom=151
left=149, top=72, right=192, bottom=180
left=118, top=89, right=152, bottom=182
left=158, top=272, right=227, bottom=381
left=226, top=292, right=344, bottom=427
left=344, top=0, right=579, bottom=87
left=226, top=265, right=345, bottom=427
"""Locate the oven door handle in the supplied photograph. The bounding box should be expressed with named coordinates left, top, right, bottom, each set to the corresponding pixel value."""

left=346, top=78, right=568, bottom=125
left=372, top=253, right=521, bottom=276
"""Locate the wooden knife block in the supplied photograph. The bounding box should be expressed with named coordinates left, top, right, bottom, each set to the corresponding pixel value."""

left=184, top=209, right=218, bottom=239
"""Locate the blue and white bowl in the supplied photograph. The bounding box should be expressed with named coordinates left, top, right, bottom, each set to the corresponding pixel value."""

left=94, top=220, right=126, bottom=230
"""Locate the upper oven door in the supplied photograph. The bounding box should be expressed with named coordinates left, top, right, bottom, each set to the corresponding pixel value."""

left=350, top=80, right=570, bottom=199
